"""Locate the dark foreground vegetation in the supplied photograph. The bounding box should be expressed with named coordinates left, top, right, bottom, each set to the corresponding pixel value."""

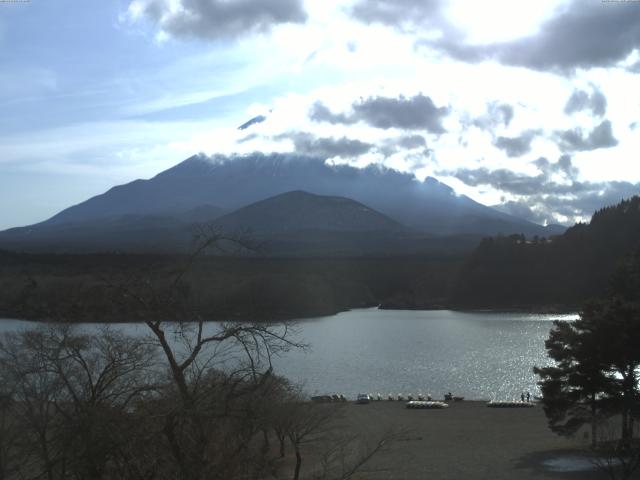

left=0, top=236, right=398, bottom=480
left=453, top=196, right=640, bottom=310
left=534, top=248, right=640, bottom=479
left=0, top=250, right=461, bottom=322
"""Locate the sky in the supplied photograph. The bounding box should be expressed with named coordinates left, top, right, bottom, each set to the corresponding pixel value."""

left=1, top=0, right=639, bottom=230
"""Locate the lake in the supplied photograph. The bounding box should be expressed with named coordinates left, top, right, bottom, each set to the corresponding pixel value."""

left=0, top=308, right=577, bottom=401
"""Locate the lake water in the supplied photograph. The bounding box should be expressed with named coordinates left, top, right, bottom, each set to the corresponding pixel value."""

left=0, top=308, right=577, bottom=401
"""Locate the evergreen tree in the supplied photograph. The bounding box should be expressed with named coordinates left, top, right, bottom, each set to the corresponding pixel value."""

left=536, top=249, right=640, bottom=448
left=534, top=314, right=612, bottom=446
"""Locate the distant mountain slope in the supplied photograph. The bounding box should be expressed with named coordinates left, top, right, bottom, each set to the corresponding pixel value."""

left=0, top=213, right=197, bottom=254
left=0, top=189, right=482, bottom=255
left=451, top=196, right=640, bottom=309
left=214, top=190, right=406, bottom=234
left=41, top=153, right=556, bottom=237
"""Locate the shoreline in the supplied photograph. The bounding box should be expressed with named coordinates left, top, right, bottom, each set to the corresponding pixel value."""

left=0, top=305, right=578, bottom=324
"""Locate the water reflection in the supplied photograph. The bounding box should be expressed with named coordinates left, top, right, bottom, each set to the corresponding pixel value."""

left=0, top=309, right=578, bottom=400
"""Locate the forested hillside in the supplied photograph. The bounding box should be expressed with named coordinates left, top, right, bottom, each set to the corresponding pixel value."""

left=0, top=251, right=461, bottom=322
left=451, top=196, right=640, bottom=309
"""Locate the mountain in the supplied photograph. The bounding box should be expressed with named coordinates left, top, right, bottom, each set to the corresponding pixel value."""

left=0, top=188, right=483, bottom=255
left=0, top=153, right=567, bottom=254
left=211, top=190, right=434, bottom=256
left=0, top=213, right=197, bottom=254
left=214, top=190, right=405, bottom=234
left=40, top=153, right=556, bottom=237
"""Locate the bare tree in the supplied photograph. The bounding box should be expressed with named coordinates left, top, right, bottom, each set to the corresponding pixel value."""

left=284, top=398, right=344, bottom=480
left=0, top=226, right=397, bottom=480
left=314, top=429, right=401, bottom=480
left=0, top=384, right=20, bottom=480
left=0, top=325, right=158, bottom=480
left=107, top=226, right=305, bottom=480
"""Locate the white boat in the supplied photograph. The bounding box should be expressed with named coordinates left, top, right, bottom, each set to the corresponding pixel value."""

left=406, top=400, right=449, bottom=409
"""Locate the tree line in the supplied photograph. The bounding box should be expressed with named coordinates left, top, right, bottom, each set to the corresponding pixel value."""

left=452, top=196, right=640, bottom=310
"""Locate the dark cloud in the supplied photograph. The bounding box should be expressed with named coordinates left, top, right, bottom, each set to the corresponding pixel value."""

left=310, top=94, right=449, bottom=133
left=496, top=2, right=640, bottom=71
left=237, top=133, right=258, bottom=144
left=564, top=88, right=607, bottom=117
left=350, top=0, right=442, bottom=26
left=555, top=120, right=618, bottom=152
left=423, top=1, right=640, bottom=72
left=133, top=0, right=307, bottom=41
left=534, top=154, right=579, bottom=179
left=472, top=102, right=514, bottom=130
left=276, top=132, right=428, bottom=160
left=353, top=95, right=449, bottom=131
left=443, top=155, right=640, bottom=223
left=377, top=135, right=430, bottom=158
left=308, top=102, right=354, bottom=124
left=494, top=130, right=539, bottom=158
left=444, top=155, right=579, bottom=197
left=276, top=132, right=373, bottom=159
left=238, top=115, right=266, bottom=130
left=451, top=167, right=548, bottom=196
left=395, top=135, right=427, bottom=149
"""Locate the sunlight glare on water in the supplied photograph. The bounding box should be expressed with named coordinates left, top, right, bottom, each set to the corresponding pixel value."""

left=0, top=309, right=577, bottom=401
left=271, top=308, right=578, bottom=400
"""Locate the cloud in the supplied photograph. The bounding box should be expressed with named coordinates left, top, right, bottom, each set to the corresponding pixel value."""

left=237, top=133, right=259, bottom=144
left=494, top=130, right=539, bottom=158
left=395, top=134, right=427, bottom=149
left=350, top=0, right=443, bottom=26
left=444, top=155, right=580, bottom=197
left=564, top=87, right=607, bottom=117
left=376, top=135, right=430, bottom=158
left=443, top=155, right=640, bottom=223
left=277, top=132, right=429, bottom=161
left=238, top=115, right=266, bottom=130
left=425, top=1, right=640, bottom=72
left=450, top=166, right=548, bottom=197
left=127, top=0, right=307, bottom=41
left=532, top=181, right=640, bottom=220
left=309, top=102, right=354, bottom=125
left=534, top=154, right=579, bottom=179
left=472, top=102, right=514, bottom=130
left=492, top=200, right=549, bottom=225
left=275, top=132, right=373, bottom=159
left=310, top=94, right=449, bottom=133
left=555, top=120, right=618, bottom=152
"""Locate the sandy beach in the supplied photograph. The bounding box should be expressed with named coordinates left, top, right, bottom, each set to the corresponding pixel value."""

left=296, top=400, right=604, bottom=480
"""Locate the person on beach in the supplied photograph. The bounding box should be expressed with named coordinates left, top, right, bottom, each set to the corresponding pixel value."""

left=526, top=392, right=530, bottom=402
left=520, top=392, right=525, bottom=402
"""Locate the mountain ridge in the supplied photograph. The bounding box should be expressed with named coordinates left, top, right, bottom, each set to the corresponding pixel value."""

left=41, top=153, right=557, bottom=237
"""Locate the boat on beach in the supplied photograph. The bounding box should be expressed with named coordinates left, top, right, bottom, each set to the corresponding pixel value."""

left=406, top=400, right=449, bottom=409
